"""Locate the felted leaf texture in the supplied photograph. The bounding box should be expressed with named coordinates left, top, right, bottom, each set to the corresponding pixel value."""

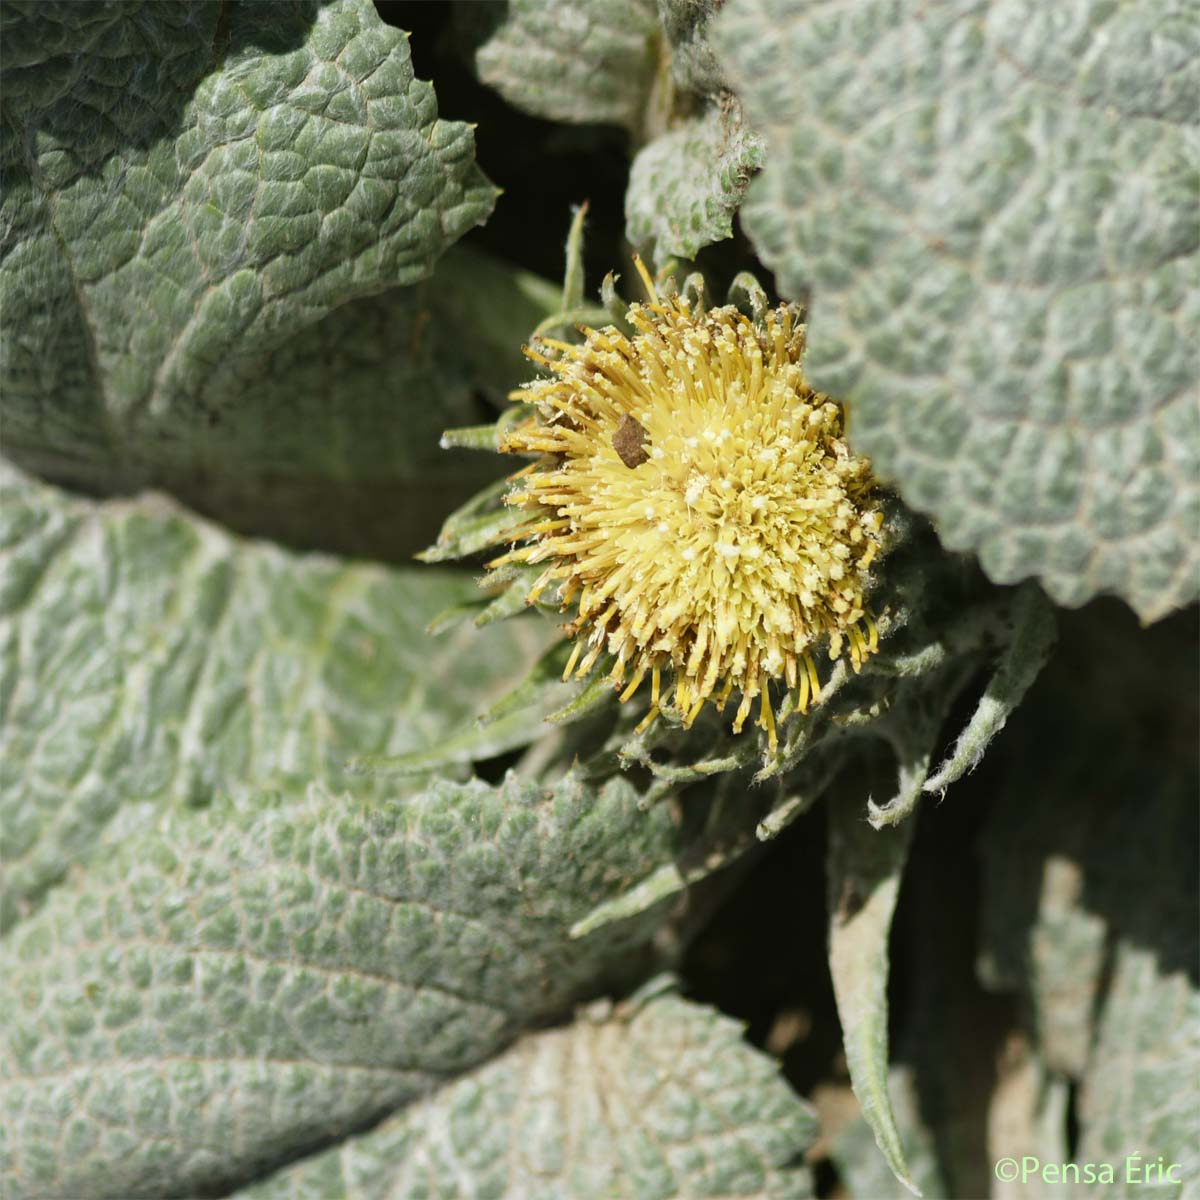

left=715, top=0, right=1200, bottom=620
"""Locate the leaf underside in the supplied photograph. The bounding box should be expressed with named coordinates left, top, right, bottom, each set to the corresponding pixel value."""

left=235, top=988, right=819, bottom=1200
left=0, top=759, right=696, bottom=1198
left=0, top=465, right=549, bottom=931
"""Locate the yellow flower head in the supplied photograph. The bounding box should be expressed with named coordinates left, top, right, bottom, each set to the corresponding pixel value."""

left=491, top=262, right=885, bottom=750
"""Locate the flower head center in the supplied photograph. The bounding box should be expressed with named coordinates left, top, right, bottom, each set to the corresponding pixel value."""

left=492, top=286, right=885, bottom=748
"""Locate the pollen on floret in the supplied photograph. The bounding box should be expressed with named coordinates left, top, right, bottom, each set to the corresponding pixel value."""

left=489, top=260, right=886, bottom=752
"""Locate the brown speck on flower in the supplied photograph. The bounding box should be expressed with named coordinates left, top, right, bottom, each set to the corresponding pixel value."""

left=612, top=414, right=650, bottom=468
left=489, top=259, right=885, bottom=751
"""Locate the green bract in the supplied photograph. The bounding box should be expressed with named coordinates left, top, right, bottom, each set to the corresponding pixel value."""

left=458, top=0, right=662, bottom=137
left=626, top=99, right=765, bottom=261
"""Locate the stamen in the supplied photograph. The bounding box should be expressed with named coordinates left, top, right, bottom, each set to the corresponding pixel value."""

left=632, top=254, right=659, bottom=303
left=795, top=666, right=810, bottom=715
left=619, top=666, right=647, bottom=703
left=562, top=641, right=583, bottom=682
left=805, top=653, right=822, bottom=704
left=760, top=687, right=777, bottom=751
left=635, top=706, right=660, bottom=734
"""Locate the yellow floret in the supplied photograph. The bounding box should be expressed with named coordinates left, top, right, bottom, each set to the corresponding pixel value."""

left=491, top=263, right=885, bottom=750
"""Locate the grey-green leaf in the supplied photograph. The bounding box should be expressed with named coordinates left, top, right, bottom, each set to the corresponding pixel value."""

left=89, top=252, right=552, bottom=560
left=0, top=466, right=547, bottom=929
left=459, top=0, right=662, bottom=137
left=234, top=987, right=819, bottom=1200
left=714, top=0, right=1200, bottom=621
left=826, top=795, right=920, bottom=1195
left=979, top=760, right=1199, bottom=1196
left=1, top=0, right=500, bottom=553
left=831, top=1067, right=949, bottom=1200
left=1074, top=946, right=1200, bottom=1199
left=656, top=0, right=728, bottom=97
left=626, top=100, right=765, bottom=264
left=975, top=597, right=1199, bottom=1197
left=0, top=771, right=698, bottom=1199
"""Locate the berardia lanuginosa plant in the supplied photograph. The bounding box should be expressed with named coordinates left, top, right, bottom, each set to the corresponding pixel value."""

left=2, top=1, right=1194, bottom=1197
